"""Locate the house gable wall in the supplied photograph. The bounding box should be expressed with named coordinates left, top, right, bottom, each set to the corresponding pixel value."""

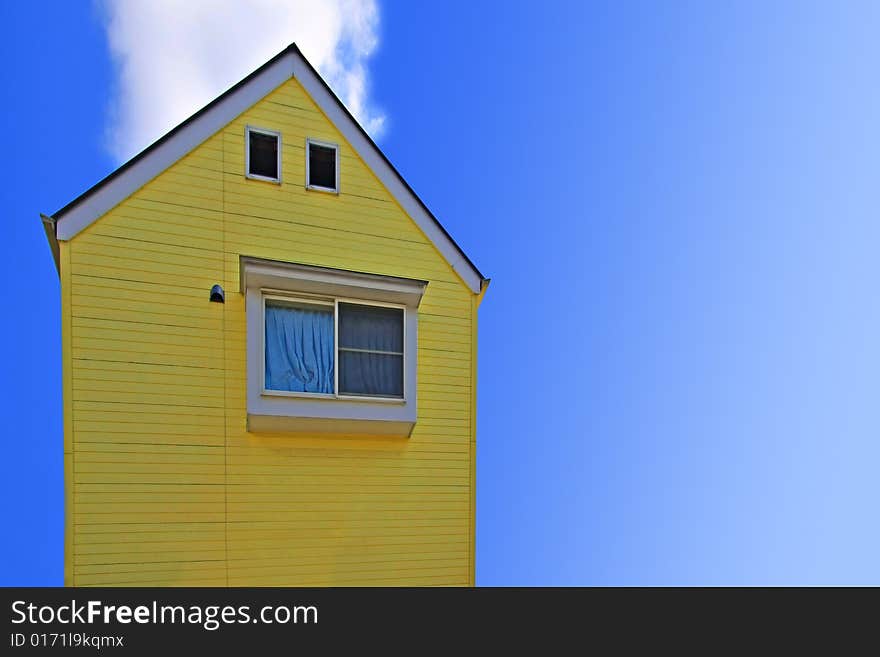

left=64, top=78, right=475, bottom=586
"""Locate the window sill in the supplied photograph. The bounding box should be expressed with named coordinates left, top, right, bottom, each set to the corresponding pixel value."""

left=306, top=183, right=338, bottom=194
left=246, top=173, right=282, bottom=184
left=250, top=392, right=414, bottom=436
left=262, top=389, right=406, bottom=405
left=247, top=413, right=414, bottom=437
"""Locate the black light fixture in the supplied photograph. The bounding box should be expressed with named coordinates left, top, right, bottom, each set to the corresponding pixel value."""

left=210, top=284, right=225, bottom=303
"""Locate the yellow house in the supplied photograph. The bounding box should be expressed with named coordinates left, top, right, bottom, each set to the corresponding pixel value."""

left=41, top=44, right=488, bottom=586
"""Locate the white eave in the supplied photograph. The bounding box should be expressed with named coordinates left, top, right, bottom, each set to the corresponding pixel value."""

left=44, top=44, right=486, bottom=294
left=240, top=256, right=428, bottom=308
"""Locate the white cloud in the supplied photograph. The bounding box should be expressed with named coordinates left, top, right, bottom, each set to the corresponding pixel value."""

left=100, top=0, right=385, bottom=163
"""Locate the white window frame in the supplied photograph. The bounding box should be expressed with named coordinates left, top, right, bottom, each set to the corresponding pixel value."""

left=261, top=290, right=406, bottom=404
left=245, top=125, right=282, bottom=183
left=305, top=138, right=339, bottom=193
left=241, top=256, right=423, bottom=436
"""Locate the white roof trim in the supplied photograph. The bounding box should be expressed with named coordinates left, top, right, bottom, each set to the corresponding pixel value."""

left=55, top=50, right=296, bottom=242
left=289, top=54, right=483, bottom=293
left=51, top=45, right=484, bottom=293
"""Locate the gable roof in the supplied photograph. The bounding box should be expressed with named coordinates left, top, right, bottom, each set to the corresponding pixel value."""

left=42, top=43, right=487, bottom=294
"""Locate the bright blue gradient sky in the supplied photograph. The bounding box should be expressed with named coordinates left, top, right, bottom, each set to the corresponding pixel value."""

left=4, top=1, right=880, bottom=585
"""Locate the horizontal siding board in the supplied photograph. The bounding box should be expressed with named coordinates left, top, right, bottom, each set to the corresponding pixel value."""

left=73, top=241, right=224, bottom=270
left=73, top=435, right=226, bottom=449
left=73, top=389, right=224, bottom=408
left=227, top=452, right=469, bottom=464
left=225, top=562, right=467, bottom=579
left=226, top=540, right=468, bottom=558
left=76, top=540, right=227, bottom=555
left=71, top=349, right=218, bottom=370
left=226, top=575, right=466, bottom=587
left=74, top=521, right=226, bottom=534
left=225, top=556, right=467, bottom=573
left=73, top=314, right=222, bottom=336
left=75, top=557, right=227, bottom=571
left=71, top=323, right=225, bottom=351
left=75, top=452, right=225, bottom=467
left=75, top=232, right=223, bottom=261
left=76, top=574, right=227, bottom=586
left=71, top=259, right=223, bottom=289
left=73, top=371, right=225, bottom=394
left=70, top=264, right=220, bottom=293
left=75, top=512, right=227, bottom=524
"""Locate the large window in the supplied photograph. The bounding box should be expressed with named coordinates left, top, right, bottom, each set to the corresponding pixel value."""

left=263, top=295, right=405, bottom=400
left=242, top=256, right=423, bottom=435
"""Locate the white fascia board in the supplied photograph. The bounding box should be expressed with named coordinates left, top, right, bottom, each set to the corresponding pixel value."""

left=289, top=52, right=483, bottom=294
left=55, top=52, right=297, bottom=241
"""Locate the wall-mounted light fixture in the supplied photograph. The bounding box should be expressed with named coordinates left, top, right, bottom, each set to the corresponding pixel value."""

left=210, top=284, right=225, bottom=303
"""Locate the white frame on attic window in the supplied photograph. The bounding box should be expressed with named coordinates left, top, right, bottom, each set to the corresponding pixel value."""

left=245, top=125, right=282, bottom=183
left=305, top=138, right=339, bottom=193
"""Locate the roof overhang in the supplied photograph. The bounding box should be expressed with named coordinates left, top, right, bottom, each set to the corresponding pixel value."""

left=41, top=44, right=486, bottom=294
left=40, top=214, right=60, bottom=274
left=240, top=256, right=428, bottom=308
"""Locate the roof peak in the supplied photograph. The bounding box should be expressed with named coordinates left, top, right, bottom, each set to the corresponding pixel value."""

left=44, top=44, right=485, bottom=292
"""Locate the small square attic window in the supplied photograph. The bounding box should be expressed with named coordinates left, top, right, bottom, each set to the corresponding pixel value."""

left=307, top=139, right=338, bottom=192
left=246, top=126, right=281, bottom=182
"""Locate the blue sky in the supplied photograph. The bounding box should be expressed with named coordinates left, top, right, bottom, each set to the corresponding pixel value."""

left=4, top=1, right=880, bottom=585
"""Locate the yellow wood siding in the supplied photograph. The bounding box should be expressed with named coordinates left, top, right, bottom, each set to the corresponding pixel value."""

left=64, top=78, right=476, bottom=586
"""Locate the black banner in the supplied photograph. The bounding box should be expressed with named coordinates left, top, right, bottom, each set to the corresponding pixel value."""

left=0, top=587, right=867, bottom=651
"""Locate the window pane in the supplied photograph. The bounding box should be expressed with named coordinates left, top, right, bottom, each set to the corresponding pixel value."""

left=339, top=352, right=403, bottom=398
left=249, top=131, right=278, bottom=179
left=338, top=303, right=404, bottom=398
left=309, top=143, right=336, bottom=189
left=339, top=303, right=403, bottom=353
left=265, top=300, right=334, bottom=393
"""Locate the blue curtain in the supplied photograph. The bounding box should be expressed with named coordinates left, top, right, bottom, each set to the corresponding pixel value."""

left=265, top=302, right=334, bottom=393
